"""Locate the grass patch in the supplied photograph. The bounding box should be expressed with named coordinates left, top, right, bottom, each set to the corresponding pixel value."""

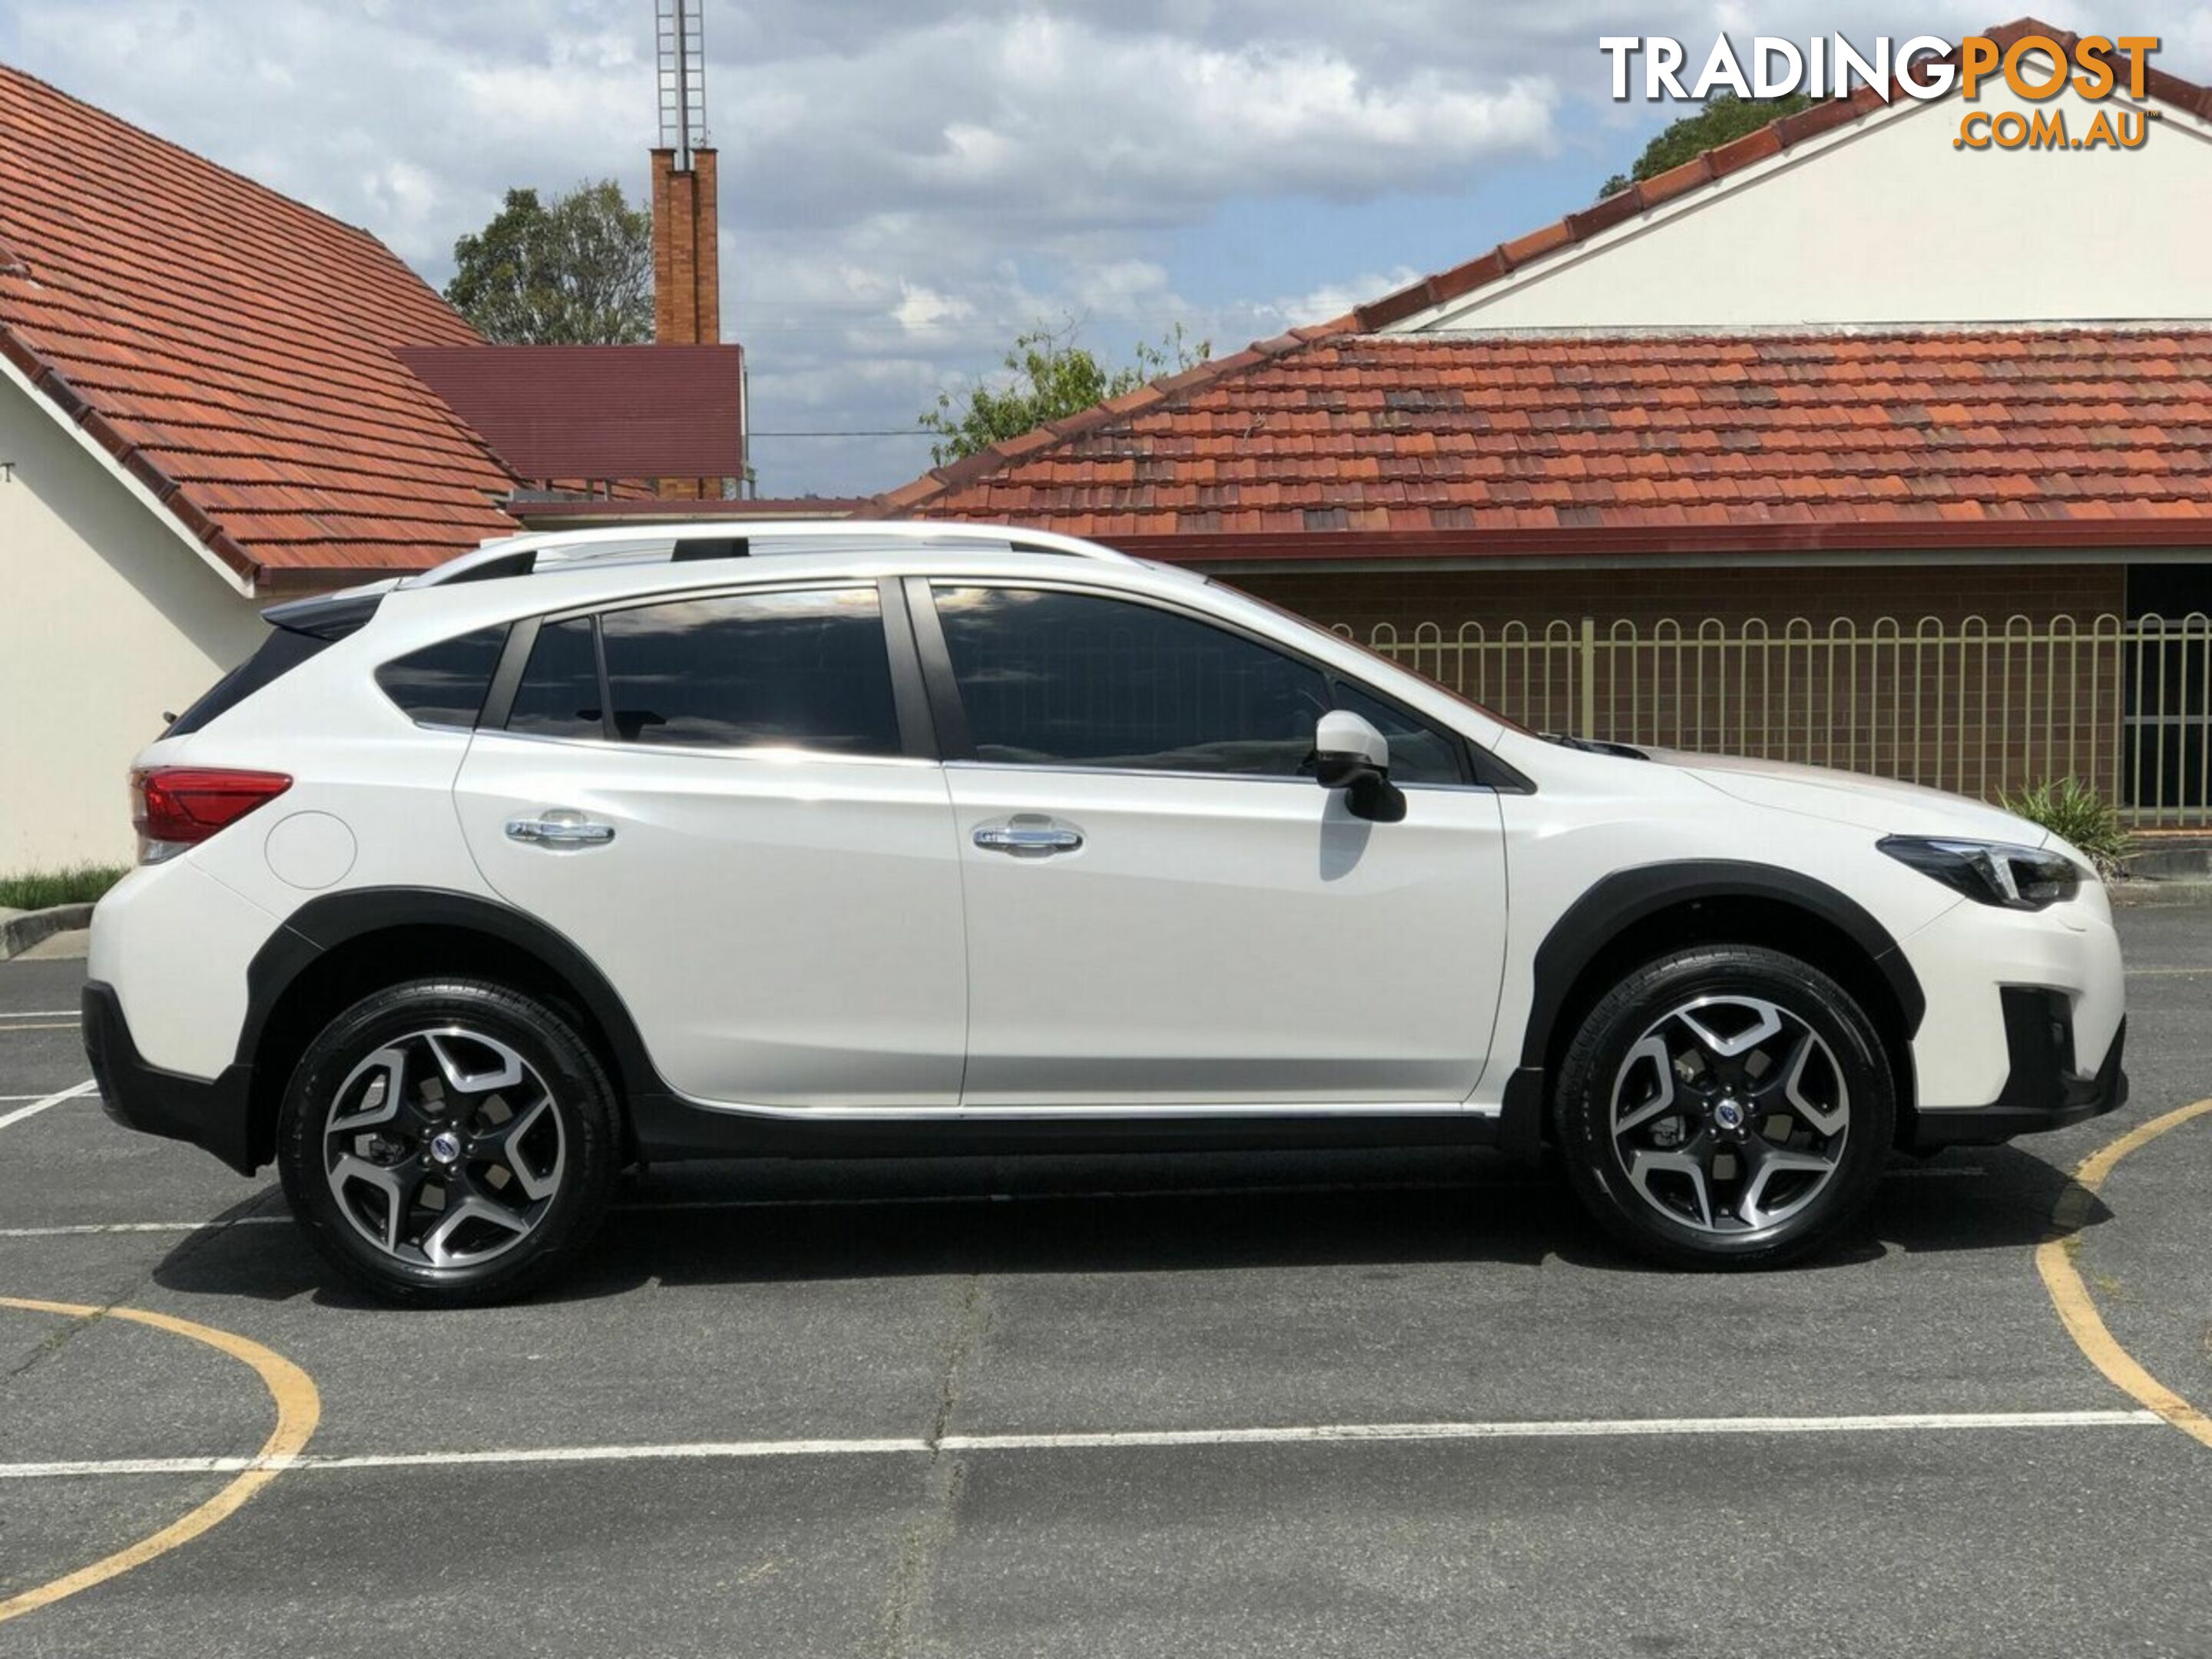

left=0, top=863, right=129, bottom=910
left=1998, top=777, right=2136, bottom=879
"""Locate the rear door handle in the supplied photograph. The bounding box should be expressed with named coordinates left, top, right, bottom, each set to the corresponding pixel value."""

left=505, top=811, right=616, bottom=847
left=973, top=819, right=1084, bottom=857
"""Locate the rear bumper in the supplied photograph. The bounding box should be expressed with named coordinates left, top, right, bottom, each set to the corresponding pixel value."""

left=1911, top=992, right=2128, bottom=1150
left=81, top=980, right=260, bottom=1174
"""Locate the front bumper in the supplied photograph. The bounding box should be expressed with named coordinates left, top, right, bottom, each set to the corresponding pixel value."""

left=81, top=980, right=260, bottom=1174
left=1911, top=991, right=2128, bottom=1150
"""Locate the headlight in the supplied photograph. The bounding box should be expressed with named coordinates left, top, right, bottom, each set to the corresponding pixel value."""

left=1878, top=836, right=2081, bottom=911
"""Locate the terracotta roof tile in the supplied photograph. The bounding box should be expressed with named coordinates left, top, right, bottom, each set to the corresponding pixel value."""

left=0, top=65, right=518, bottom=580
left=886, top=329, right=2212, bottom=556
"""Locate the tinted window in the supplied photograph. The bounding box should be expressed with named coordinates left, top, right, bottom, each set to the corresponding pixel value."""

left=506, top=617, right=603, bottom=739
left=597, top=587, right=901, bottom=755
left=375, top=626, right=508, bottom=729
left=165, top=628, right=331, bottom=737
left=934, top=587, right=1330, bottom=776
left=1329, top=680, right=1465, bottom=786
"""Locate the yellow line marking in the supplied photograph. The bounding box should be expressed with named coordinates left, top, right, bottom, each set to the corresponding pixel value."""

left=2035, top=1098, right=2212, bottom=1452
left=0, top=1297, right=321, bottom=1625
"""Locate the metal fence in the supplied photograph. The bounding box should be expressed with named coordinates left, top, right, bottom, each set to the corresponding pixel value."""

left=1343, top=612, right=2212, bottom=829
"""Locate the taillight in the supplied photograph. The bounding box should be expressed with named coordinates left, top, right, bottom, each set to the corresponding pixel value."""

left=131, top=767, right=292, bottom=863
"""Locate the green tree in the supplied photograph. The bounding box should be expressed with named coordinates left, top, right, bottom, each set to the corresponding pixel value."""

left=1598, top=91, right=1812, bottom=199
left=445, top=180, right=654, bottom=344
left=921, top=319, right=1210, bottom=465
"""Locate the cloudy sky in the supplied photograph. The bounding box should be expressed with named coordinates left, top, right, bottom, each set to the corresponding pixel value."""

left=3, top=1, right=2208, bottom=496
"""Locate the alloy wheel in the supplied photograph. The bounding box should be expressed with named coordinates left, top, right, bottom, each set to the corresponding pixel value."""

left=1608, top=995, right=1850, bottom=1235
left=323, top=1027, right=566, bottom=1267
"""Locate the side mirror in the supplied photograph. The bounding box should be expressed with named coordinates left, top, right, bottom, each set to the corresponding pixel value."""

left=1311, top=710, right=1406, bottom=824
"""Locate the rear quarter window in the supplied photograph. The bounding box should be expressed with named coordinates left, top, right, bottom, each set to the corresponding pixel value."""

left=165, top=628, right=333, bottom=737
left=375, top=626, right=508, bottom=729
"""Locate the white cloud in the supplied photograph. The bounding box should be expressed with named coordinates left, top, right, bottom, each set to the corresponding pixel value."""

left=12, top=0, right=2212, bottom=494
left=893, top=284, right=975, bottom=333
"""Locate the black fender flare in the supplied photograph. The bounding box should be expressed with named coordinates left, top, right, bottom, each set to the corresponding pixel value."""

left=1496, top=860, right=1925, bottom=1157
left=240, top=886, right=667, bottom=1104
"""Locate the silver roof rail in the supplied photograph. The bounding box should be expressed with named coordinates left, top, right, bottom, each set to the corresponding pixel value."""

left=398, top=519, right=1134, bottom=588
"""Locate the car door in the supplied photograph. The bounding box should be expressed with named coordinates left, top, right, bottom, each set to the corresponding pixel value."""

left=453, top=580, right=967, bottom=1108
left=914, top=580, right=1509, bottom=1111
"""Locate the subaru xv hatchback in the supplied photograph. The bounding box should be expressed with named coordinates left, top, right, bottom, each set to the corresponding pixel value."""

left=84, top=522, right=2127, bottom=1303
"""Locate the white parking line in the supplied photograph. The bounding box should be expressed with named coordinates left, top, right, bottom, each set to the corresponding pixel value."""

left=0, top=1080, right=96, bottom=1132
left=0, top=1218, right=287, bottom=1239
left=0, top=1010, right=81, bottom=1018
left=936, top=1409, right=2161, bottom=1451
left=0, top=1409, right=2161, bottom=1481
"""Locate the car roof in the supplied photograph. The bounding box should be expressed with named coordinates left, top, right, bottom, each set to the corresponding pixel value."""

left=393, top=518, right=1138, bottom=590
left=359, top=541, right=1209, bottom=638
left=275, top=522, right=1512, bottom=752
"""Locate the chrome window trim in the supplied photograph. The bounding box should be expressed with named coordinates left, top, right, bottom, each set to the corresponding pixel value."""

left=941, top=759, right=1493, bottom=793
left=474, top=726, right=942, bottom=770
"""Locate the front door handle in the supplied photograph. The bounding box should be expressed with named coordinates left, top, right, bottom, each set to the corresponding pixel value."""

left=973, top=818, right=1084, bottom=857
left=506, top=811, right=616, bottom=846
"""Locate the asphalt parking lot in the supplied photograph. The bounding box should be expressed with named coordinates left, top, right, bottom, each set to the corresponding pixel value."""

left=1, top=904, right=2207, bottom=1657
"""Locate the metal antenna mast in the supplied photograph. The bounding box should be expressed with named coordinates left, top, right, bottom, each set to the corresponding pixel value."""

left=655, top=0, right=708, bottom=169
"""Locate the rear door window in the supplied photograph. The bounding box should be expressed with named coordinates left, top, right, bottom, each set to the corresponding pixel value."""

left=595, top=587, right=901, bottom=755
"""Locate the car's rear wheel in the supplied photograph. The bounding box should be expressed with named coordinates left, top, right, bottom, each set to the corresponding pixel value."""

left=1551, top=945, right=1894, bottom=1270
left=276, top=979, right=618, bottom=1306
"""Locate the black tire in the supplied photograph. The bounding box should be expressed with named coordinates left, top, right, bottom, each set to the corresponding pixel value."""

left=276, top=979, right=619, bottom=1306
left=1551, top=945, right=1894, bottom=1270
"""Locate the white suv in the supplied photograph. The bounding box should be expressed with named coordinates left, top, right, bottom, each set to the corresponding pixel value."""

left=84, top=522, right=2127, bottom=1303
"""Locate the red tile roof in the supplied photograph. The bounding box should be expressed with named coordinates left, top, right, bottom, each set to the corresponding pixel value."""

left=883, top=17, right=2212, bottom=560
left=889, top=329, right=2212, bottom=558
left=0, top=64, right=519, bottom=584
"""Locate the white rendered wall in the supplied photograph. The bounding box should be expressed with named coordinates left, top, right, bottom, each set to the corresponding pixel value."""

left=1405, top=75, right=2212, bottom=330
left=0, top=373, right=264, bottom=869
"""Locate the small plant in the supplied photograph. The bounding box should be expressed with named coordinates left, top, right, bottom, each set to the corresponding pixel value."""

left=0, top=863, right=129, bottom=910
left=1998, top=779, right=2134, bottom=878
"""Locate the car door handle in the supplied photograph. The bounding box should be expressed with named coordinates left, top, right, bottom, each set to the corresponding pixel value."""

left=505, top=813, right=617, bottom=846
left=973, top=821, right=1084, bottom=857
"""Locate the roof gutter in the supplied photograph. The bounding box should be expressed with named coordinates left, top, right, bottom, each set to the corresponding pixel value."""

left=1094, top=521, right=2212, bottom=566
left=0, top=323, right=259, bottom=596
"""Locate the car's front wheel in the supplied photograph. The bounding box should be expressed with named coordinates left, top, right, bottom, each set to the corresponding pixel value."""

left=276, top=979, right=619, bottom=1306
left=1551, top=945, right=1894, bottom=1270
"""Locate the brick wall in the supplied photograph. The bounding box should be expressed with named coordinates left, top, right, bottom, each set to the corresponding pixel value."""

left=1227, top=561, right=2137, bottom=803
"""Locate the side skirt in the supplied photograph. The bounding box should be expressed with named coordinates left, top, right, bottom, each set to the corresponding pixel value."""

left=628, top=1094, right=1507, bottom=1161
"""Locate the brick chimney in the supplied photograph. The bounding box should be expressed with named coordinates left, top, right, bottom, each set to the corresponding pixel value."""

left=651, top=145, right=720, bottom=497
left=651, top=145, right=719, bottom=346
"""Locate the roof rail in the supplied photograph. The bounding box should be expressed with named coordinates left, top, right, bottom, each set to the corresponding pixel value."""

left=398, top=519, right=1133, bottom=588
